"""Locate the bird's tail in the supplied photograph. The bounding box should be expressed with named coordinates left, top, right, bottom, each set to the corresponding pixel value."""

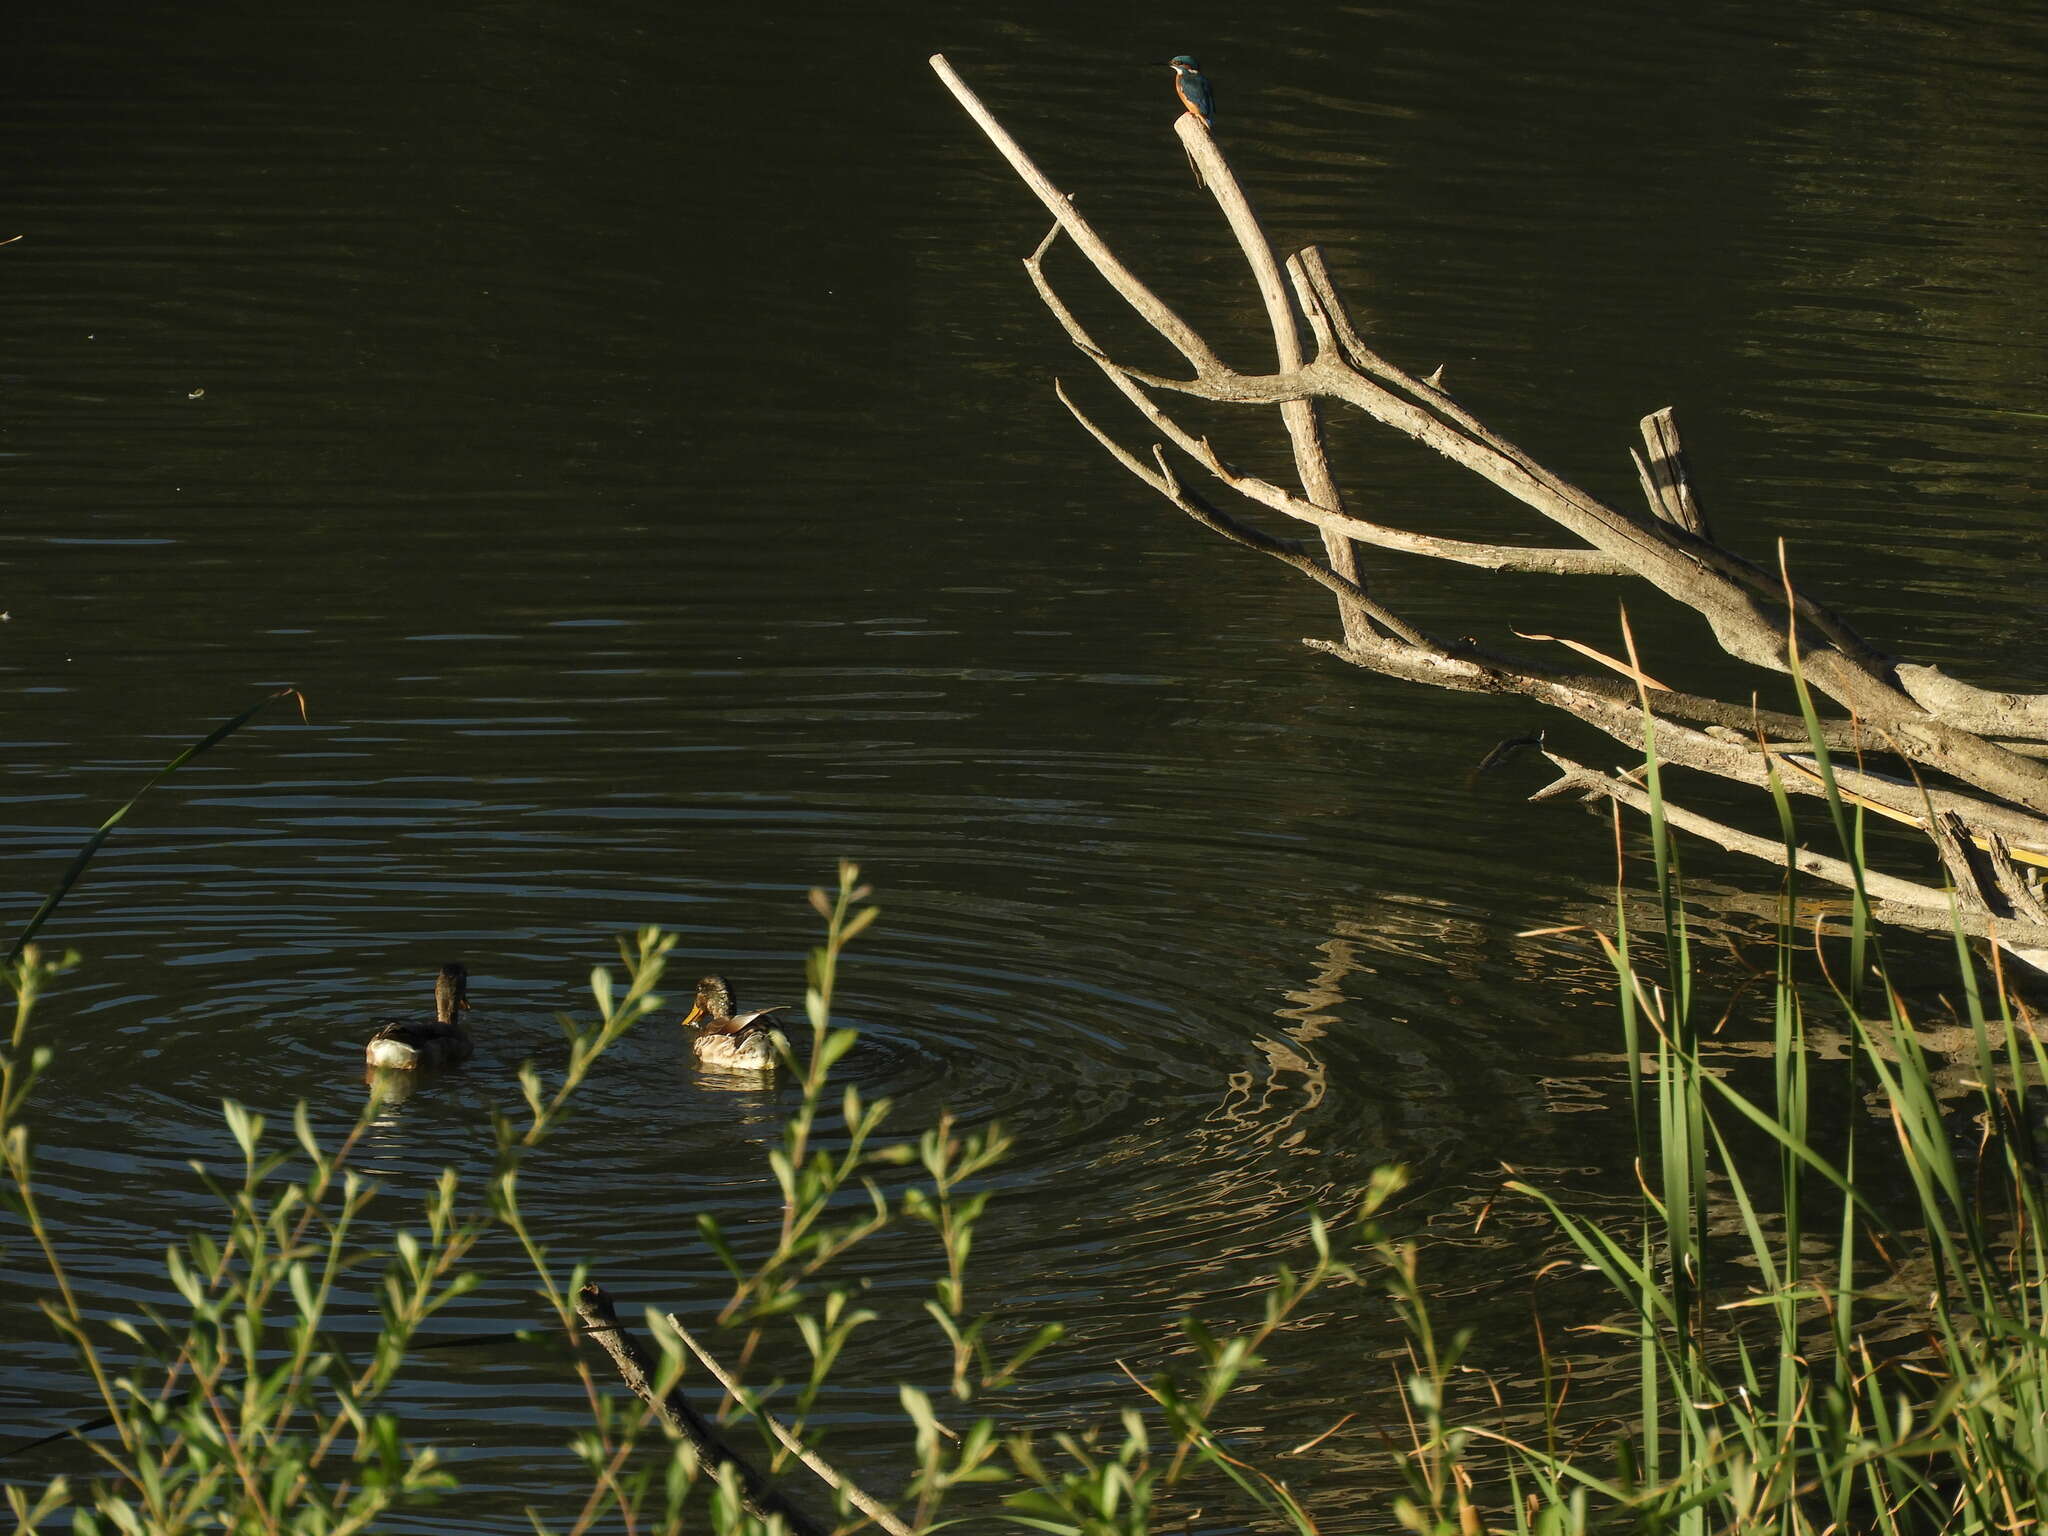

left=367, top=1035, right=420, bottom=1069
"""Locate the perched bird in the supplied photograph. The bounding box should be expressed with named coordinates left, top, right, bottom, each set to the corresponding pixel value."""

left=683, top=975, right=787, bottom=1072
left=1168, top=55, right=1214, bottom=127
left=365, top=963, right=472, bottom=1070
left=1168, top=55, right=1215, bottom=189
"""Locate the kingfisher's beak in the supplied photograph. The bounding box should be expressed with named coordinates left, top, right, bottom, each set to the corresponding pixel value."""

left=682, top=1002, right=704, bottom=1027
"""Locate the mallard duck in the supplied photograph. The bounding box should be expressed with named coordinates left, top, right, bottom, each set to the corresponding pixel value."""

left=684, top=975, right=786, bottom=1071
left=365, top=963, right=472, bottom=1070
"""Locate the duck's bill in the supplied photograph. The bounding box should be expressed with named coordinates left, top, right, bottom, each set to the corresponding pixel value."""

left=682, top=1003, right=704, bottom=1027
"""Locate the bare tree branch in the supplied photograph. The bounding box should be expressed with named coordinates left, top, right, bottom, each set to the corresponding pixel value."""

left=930, top=52, right=2048, bottom=969
left=1176, top=114, right=1371, bottom=644
left=1633, top=408, right=1711, bottom=540
left=1896, top=664, right=2048, bottom=743
left=1054, top=382, right=1429, bottom=645
left=929, top=54, right=1221, bottom=376
left=664, top=1314, right=917, bottom=1536
left=574, top=1284, right=831, bottom=1536
left=1305, top=635, right=1871, bottom=756
left=1023, top=226, right=1623, bottom=576
left=1531, top=755, right=2048, bottom=966
left=1986, top=831, right=2048, bottom=926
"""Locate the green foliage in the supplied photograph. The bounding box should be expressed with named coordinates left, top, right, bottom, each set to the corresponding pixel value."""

left=0, top=916, right=706, bottom=1533
left=1373, top=628, right=2048, bottom=1534
left=662, top=863, right=1333, bottom=1533
left=17, top=672, right=2047, bottom=1534
left=2, top=861, right=1336, bottom=1534
left=6, top=949, right=475, bottom=1533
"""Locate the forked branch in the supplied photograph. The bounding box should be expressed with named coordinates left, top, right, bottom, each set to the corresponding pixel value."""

left=931, top=54, right=2048, bottom=972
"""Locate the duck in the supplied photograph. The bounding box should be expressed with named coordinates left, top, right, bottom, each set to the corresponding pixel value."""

left=683, top=975, right=786, bottom=1071
left=365, top=963, right=472, bottom=1070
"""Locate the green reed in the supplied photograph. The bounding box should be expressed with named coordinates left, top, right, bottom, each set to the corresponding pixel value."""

left=8, top=688, right=307, bottom=968
left=1377, top=632, right=2048, bottom=1534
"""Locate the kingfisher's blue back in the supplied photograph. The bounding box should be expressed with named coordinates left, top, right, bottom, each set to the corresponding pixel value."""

left=1169, top=56, right=1214, bottom=127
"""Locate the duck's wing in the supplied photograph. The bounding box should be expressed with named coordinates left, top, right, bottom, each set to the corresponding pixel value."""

left=703, top=1005, right=789, bottom=1038
left=369, top=1017, right=461, bottom=1047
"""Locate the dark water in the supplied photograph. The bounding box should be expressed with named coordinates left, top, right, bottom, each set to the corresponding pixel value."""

left=3, top=0, right=2045, bottom=1525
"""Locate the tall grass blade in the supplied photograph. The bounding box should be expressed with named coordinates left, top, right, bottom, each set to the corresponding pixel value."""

left=7, top=688, right=305, bottom=963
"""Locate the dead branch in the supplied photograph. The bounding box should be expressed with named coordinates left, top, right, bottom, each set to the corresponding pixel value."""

left=1986, top=831, right=2048, bottom=926
left=574, top=1284, right=831, bottom=1536
left=665, top=1314, right=917, bottom=1536
left=928, top=53, right=1218, bottom=374
left=1025, top=225, right=1626, bottom=577
left=1632, top=409, right=1710, bottom=540
left=1895, top=664, right=2048, bottom=743
left=1532, top=755, right=2048, bottom=962
left=930, top=55, right=2048, bottom=973
left=1175, top=112, right=1370, bottom=644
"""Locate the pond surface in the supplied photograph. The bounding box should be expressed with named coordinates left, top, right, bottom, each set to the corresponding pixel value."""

left=4, top=0, right=2045, bottom=1525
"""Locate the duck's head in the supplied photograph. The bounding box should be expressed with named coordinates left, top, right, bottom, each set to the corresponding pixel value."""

left=435, top=962, right=469, bottom=1023
left=684, top=974, right=734, bottom=1028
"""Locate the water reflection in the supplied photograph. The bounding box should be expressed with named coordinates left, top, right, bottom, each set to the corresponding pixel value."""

left=690, top=1060, right=784, bottom=1095
left=364, top=1064, right=422, bottom=1109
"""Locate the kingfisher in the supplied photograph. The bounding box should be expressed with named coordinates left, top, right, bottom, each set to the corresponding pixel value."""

left=1168, top=55, right=1214, bottom=128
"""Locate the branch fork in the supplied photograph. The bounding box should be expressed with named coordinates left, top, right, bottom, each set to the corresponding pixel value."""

left=931, top=54, right=2048, bottom=970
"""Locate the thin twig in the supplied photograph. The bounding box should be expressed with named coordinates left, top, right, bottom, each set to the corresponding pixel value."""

left=1053, top=382, right=1429, bottom=647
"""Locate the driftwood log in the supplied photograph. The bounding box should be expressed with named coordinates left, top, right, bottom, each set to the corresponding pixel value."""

left=931, top=55, right=2048, bottom=975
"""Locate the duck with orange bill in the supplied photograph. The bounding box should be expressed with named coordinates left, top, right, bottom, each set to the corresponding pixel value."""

left=683, top=974, right=787, bottom=1071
